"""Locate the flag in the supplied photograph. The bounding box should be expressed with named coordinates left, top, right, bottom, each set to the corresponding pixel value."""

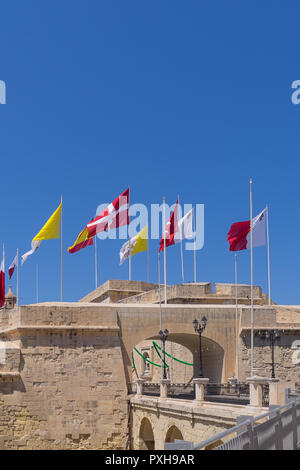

left=120, top=225, right=148, bottom=265
left=159, top=202, right=193, bottom=251
left=159, top=200, right=179, bottom=252
left=8, top=252, right=18, bottom=279
left=21, top=201, right=62, bottom=265
left=227, top=208, right=266, bottom=252
left=86, top=188, right=130, bottom=237
left=175, top=209, right=194, bottom=242
left=68, top=227, right=93, bottom=254
left=0, top=246, right=5, bottom=308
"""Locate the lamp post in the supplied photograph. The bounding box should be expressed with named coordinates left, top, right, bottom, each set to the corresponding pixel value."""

left=257, top=329, right=280, bottom=379
left=193, top=316, right=207, bottom=378
left=159, top=329, right=169, bottom=379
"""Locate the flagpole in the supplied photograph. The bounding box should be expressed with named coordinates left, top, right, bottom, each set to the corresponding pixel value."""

left=163, top=197, right=167, bottom=305
left=147, top=229, right=149, bottom=283
left=36, top=264, right=39, bottom=303
left=17, top=248, right=19, bottom=306
left=158, top=253, right=162, bottom=331
left=60, top=195, right=63, bottom=301
left=94, top=236, right=98, bottom=289
left=193, top=207, right=196, bottom=283
left=129, top=187, right=131, bottom=281
left=3, top=244, right=5, bottom=312
left=266, top=204, right=271, bottom=305
left=158, top=252, right=164, bottom=378
left=250, top=178, right=254, bottom=377
left=235, top=253, right=239, bottom=381
left=178, top=195, right=184, bottom=283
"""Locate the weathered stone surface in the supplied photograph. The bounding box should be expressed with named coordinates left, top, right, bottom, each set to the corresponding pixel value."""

left=0, top=280, right=299, bottom=450
left=0, top=304, right=128, bottom=450
left=130, top=396, right=266, bottom=450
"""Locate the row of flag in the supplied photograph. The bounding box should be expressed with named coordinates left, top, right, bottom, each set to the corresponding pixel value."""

left=0, top=185, right=270, bottom=308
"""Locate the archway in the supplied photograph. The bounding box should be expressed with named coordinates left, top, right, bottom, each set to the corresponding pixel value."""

left=165, top=425, right=184, bottom=443
left=139, top=418, right=155, bottom=450
left=132, top=333, right=224, bottom=384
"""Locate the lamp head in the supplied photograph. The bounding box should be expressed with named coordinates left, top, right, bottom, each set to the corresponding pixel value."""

left=193, top=319, right=198, bottom=331
left=201, top=316, right=207, bottom=329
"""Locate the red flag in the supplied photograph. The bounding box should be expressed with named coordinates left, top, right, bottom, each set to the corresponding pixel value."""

left=0, top=246, right=5, bottom=308
left=86, top=188, right=130, bottom=237
left=159, top=200, right=179, bottom=252
left=227, top=220, right=250, bottom=251
left=227, top=209, right=266, bottom=251
left=8, top=252, right=18, bottom=279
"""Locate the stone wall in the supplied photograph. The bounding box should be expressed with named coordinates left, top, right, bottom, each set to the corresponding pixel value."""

left=239, top=331, right=300, bottom=383
left=1, top=298, right=300, bottom=450
left=0, top=304, right=129, bottom=450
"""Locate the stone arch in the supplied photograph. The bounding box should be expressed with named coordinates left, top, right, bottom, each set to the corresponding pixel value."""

left=165, top=425, right=184, bottom=444
left=138, top=417, right=155, bottom=450
left=118, top=304, right=236, bottom=385
left=133, top=333, right=225, bottom=383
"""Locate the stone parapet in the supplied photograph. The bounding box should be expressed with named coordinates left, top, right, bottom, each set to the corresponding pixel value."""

left=215, top=284, right=262, bottom=299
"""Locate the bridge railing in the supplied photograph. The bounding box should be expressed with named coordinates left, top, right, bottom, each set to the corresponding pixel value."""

left=165, top=397, right=300, bottom=450
left=129, top=381, right=252, bottom=404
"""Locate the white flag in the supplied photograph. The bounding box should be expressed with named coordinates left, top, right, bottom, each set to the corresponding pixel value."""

left=21, top=240, right=41, bottom=266
left=175, top=209, right=194, bottom=242
left=119, top=239, right=131, bottom=266
left=247, top=208, right=266, bottom=248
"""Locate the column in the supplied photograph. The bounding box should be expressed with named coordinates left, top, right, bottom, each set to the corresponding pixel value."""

left=246, top=376, right=269, bottom=407
left=193, top=378, right=209, bottom=401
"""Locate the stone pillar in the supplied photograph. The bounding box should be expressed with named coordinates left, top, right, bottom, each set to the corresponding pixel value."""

left=193, top=378, right=209, bottom=401
left=160, top=379, right=171, bottom=398
left=268, top=378, right=286, bottom=406
left=246, top=376, right=268, bottom=407
left=136, top=378, right=145, bottom=396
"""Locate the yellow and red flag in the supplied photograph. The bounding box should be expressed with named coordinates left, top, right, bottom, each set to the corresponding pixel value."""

left=68, top=227, right=93, bottom=254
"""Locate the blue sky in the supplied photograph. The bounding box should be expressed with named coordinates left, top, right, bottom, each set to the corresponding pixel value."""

left=1, top=1, right=300, bottom=305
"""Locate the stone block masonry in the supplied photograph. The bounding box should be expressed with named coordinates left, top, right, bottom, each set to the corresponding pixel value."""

left=0, top=281, right=300, bottom=450
left=0, top=304, right=129, bottom=450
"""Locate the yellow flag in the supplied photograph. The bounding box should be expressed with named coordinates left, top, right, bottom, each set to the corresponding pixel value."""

left=33, top=202, right=62, bottom=241
left=131, top=225, right=148, bottom=256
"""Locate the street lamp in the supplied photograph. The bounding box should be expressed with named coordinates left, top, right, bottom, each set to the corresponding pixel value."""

left=193, top=316, right=207, bottom=378
left=257, top=329, right=280, bottom=379
left=159, top=329, right=169, bottom=379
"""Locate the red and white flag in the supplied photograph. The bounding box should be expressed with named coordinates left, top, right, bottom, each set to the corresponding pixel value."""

left=0, top=246, right=5, bottom=308
left=227, top=208, right=266, bottom=252
left=159, top=200, right=179, bottom=252
left=86, top=188, right=130, bottom=237
left=8, top=252, right=18, bottom=279
left=159, top=203, right=194, bottom=252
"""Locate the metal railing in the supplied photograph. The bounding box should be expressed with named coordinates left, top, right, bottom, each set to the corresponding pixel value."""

left=165, top=397, right=300, bottom=450
left=262, top=383, right=269, bottom=407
